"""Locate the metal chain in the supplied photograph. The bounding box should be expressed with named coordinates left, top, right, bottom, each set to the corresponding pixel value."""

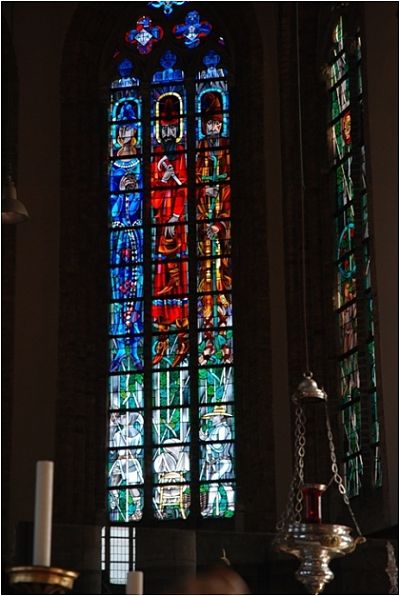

left=276, top=404, right=306, bottom=531
left=324, top=402, right=364, bottom=536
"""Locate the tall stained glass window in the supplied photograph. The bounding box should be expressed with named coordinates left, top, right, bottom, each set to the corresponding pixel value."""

left=107, top=6, right=235, bottom=525
left=328, top=15, right=382, bottom=497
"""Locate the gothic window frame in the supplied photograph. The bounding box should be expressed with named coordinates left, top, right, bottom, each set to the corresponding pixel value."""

left=325, top=8, right=382, bottom=499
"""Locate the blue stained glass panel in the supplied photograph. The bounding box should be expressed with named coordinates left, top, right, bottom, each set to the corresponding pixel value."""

left=198, top=366, right=234, bottom=404
left=153, top=51, right=184, bottom=82
left=108, top=449, right=144, bottom=487
left=109, top=193, right=143, bottom=228
left=111, top=59, right=140, bottom=89
left=108, top=487, right=143, bottom=522
left=110, top=336, right=144, bottom=373
left=109, top=411, right=145, bottom=448
left=152, top=369, right=190, bottom=407
left=109, top=302, right=143, bottom=336
left=110, top=266, right=144, bottom=301
left=109, top=373, right=144, bottom=410
left=197, top=51, right=228, bottom=80
left=110, top=94, right=141, bottom=122
left=153, top=484, right=190, bottom=520
left=173, top=11, right=212, bottom=49
left=200, top=482, right=235, bottom=518
left=110, top=229, right=143, bottom=265
left=109, top=158, right=142, bottom=192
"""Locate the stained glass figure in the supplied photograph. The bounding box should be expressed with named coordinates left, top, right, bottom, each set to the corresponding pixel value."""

left=111, top=59, right=139, bottom=88
left=197, top=51, right=228, bottom=80
left=148, top=1, right=188, bottom=16
left=108, top=12, right=235, bottom=524
left=125, top=16, right=163, bottom=55
left=153, top=51, right=184, bottom=82
left=199, top=403, right=235, bottom=517
left=173, top=11, right=212, bottom=48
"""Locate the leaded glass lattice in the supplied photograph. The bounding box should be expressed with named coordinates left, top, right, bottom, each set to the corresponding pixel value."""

left=329, top=16, right=381, bottom=496
left=107, top=9, right=235, bottom=527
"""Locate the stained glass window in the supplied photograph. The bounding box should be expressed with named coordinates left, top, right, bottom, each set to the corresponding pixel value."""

left=107, top=6, right=235, bottom=528
left=329, top=15, right=381, bottom=497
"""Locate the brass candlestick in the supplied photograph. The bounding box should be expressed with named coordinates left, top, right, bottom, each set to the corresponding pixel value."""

left=7, top=565, right=79, bottom=594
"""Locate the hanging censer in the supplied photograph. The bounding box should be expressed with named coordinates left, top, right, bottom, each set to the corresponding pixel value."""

left=274, top=372, right=366, bottom=595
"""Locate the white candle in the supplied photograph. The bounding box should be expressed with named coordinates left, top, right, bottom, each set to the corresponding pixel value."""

left=33, top=460, right=54, bottom=567
left=126, top=571, right=144, bottom=595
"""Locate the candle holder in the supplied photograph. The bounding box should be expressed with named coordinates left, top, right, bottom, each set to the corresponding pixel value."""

left=7, top=565, right=79, bottom=595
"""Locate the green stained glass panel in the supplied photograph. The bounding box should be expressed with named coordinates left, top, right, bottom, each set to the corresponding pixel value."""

left=370, top=392, right=380, bottom=444
left=153, top=484, right=190, bottom=520
left=109, top=373, right=144, bottom=410
left=152, top=407, right=190, bottom=445
left=199, top=404, right=235, bottom=440
left=339, top=353, right=360, bottom=403
left=200, top=482, right=235, bottom=518
left=108, top=448, right=144, bottom=487
left=367, top=298, right=375, bottom=338
left=363, top=244, right=371, bottom=290
left=109, top=411, right=144, bottom=448
left=336, top=205, right=355, bottom=259
left=361, top=194, right=369, bottom=239
left=198, top=366, right=234, bottom=404
left=108, top=488, right=143, bottom=522
left=332, top=112, right=352, bottom=163
left=152, top=369, right=190, bottom=408
left=367, top=341, right=377, bottom=388
left=198, top=329, right=233, bottom=366
left=336, top=158, right=353, bottom=210
left=373, top=445, right=383, bottom=488
left=342, top=401, right=361, bottom=456
left=330, top=78, right=350, bottom=120
left=344, top=455, right=363, bottom=498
